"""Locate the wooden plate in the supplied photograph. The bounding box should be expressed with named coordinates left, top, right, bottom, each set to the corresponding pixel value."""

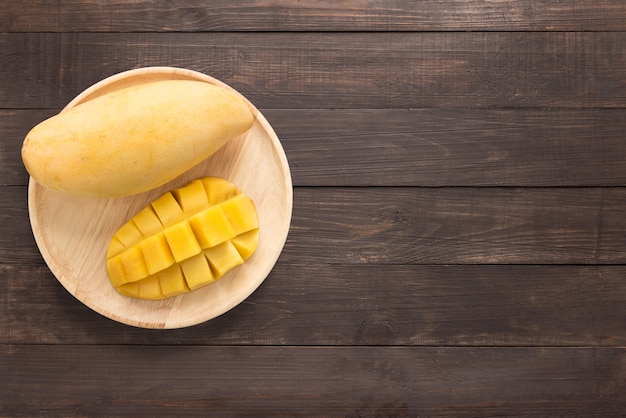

left=28, top=67, right=293, bottom=329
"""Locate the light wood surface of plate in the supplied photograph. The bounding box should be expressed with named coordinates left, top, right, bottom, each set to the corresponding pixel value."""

left=28, top=67, right=293, bottom=329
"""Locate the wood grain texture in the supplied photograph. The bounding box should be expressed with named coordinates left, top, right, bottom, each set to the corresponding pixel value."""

left=6, top=108, right=626, bottom=187
left=278, top=109, right=626, bottom=187
left=2, top=263, right=625, bottom=347
left=2, top=345, right=624, bottom=416
left=287, top=187, right=626, bottom=265
left=5, top=185, right=626, bottom=265
left=2, top=0, right=626, bottom=32
left=2, top=32, right=626, bottom=109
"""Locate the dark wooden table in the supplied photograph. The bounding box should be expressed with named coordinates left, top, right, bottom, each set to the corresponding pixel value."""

left=2, top=2, right=625, bottom=416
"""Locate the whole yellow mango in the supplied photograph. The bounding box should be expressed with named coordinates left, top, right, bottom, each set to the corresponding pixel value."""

left=22, top=80, right=254, bottom=197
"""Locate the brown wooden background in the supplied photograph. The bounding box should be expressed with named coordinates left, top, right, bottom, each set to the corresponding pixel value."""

left=1, top=1, right=625, bottom=416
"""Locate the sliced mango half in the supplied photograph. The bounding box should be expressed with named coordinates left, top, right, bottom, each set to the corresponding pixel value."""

left=106, top=177, right=259, bottom=300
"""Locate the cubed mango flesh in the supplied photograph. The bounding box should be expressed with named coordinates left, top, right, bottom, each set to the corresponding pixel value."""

left=204, top=241, right=244, bottom=278
left=172, top=179, right=209, bottom=214
left=188, top=205, right=235, bottom=248
left=138, top=232, right=175, bottom=275
left=155, top=264, right=189, bottom=298
left=163, top=221, right=202, bottom=262
left=132, top=206, right=163, bottom=237
left=180, top=253, right=215, bottom=291
left=151, top=192, right=184, bottom=227
left=106, top=177, right=259, bottom=300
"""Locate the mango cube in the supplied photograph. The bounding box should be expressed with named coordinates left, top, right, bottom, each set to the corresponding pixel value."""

left=117, top=281, right=139, bottom=298
left=106, top=236, right=126, bottom=258
left=172, top=179, right=209, bottom=215
left=138, top=276, right=163, bottom=300
left=151, top=192, right=184, bottom=226
left=106, top=255, right=127, bottom=288
left=156, top=264, right=189, bottom=298
left=204, top=241, right=244, bottom=279
left=180, top=253, right=216, bottom=291
left=119, top=246, right=149, bottom=283
left=115, top=221, right=143, bottom=248
left=163, top=221, right=202, bottom=262
left=138, top=232, right=175, bottom=275
left=132, top=206, right=163, bottom=236
left=231, top=229, right=259, bottom=260
left=203, top=177, right=237, bottom=205
left=221, top=195, right=259, bottom=235
left=188, top=205, right=235, bottom=248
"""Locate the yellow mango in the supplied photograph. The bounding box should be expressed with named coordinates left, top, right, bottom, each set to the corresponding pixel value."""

left=138, top=233, right=175, bottom=275
left=163, top=221, right=202, bottom=262
left=118, top=264, right=189, bottom=299
left=151, top=192, right=185, bottom=227
left=172, top=179, right=209, bottom=214
left=106, top=177, right=259, bottom=299
left=180, top=254, right=216, bottom=291
left=106, top=237, right=126, bottom=259
left=22, top=80, right=254, bottom=197
left=188, top=205, right=235, bottom=248
left=106, top=256, right=127, bottom=288
left=116, top=282, right=139, bottom=298
left=221, top=194, right=259, bottom=234
left=231, top=230, right=259, bottom=260
left=155, top=264, right=189, bottom=298
left=119, top=246, right=149, bottom=283
left=131, top=206, right=163, bottom=238
left=136, top=276, right=164, bottom=300
left=114, top=222, right=143, bottom=249
left=203, top=177, right=239, bottom=205
left=204, top=241, right=244, bottom=278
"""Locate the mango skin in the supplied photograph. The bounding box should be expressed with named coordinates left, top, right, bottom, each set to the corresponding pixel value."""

left=22, top=80, right=254, bottom=197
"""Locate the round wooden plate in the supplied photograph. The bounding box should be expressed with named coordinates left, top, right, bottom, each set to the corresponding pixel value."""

left=28, top=67, right=293, bottom=329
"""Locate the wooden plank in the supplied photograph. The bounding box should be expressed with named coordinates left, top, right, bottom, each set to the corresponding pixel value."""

left=1, top=345, right=624, bottom=416
left=5, top=109, right=626, bottom=188
left=2, top=32, right=626, bottom=109
left=4, top=185, right=626, bottom=265
left=2, top=1, right=625, bottom=32
left=2, top=263, right=625, bottom=347
left=273, top=108, right=626, bottom=186
left=287, top=187, right=626, bottom=265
